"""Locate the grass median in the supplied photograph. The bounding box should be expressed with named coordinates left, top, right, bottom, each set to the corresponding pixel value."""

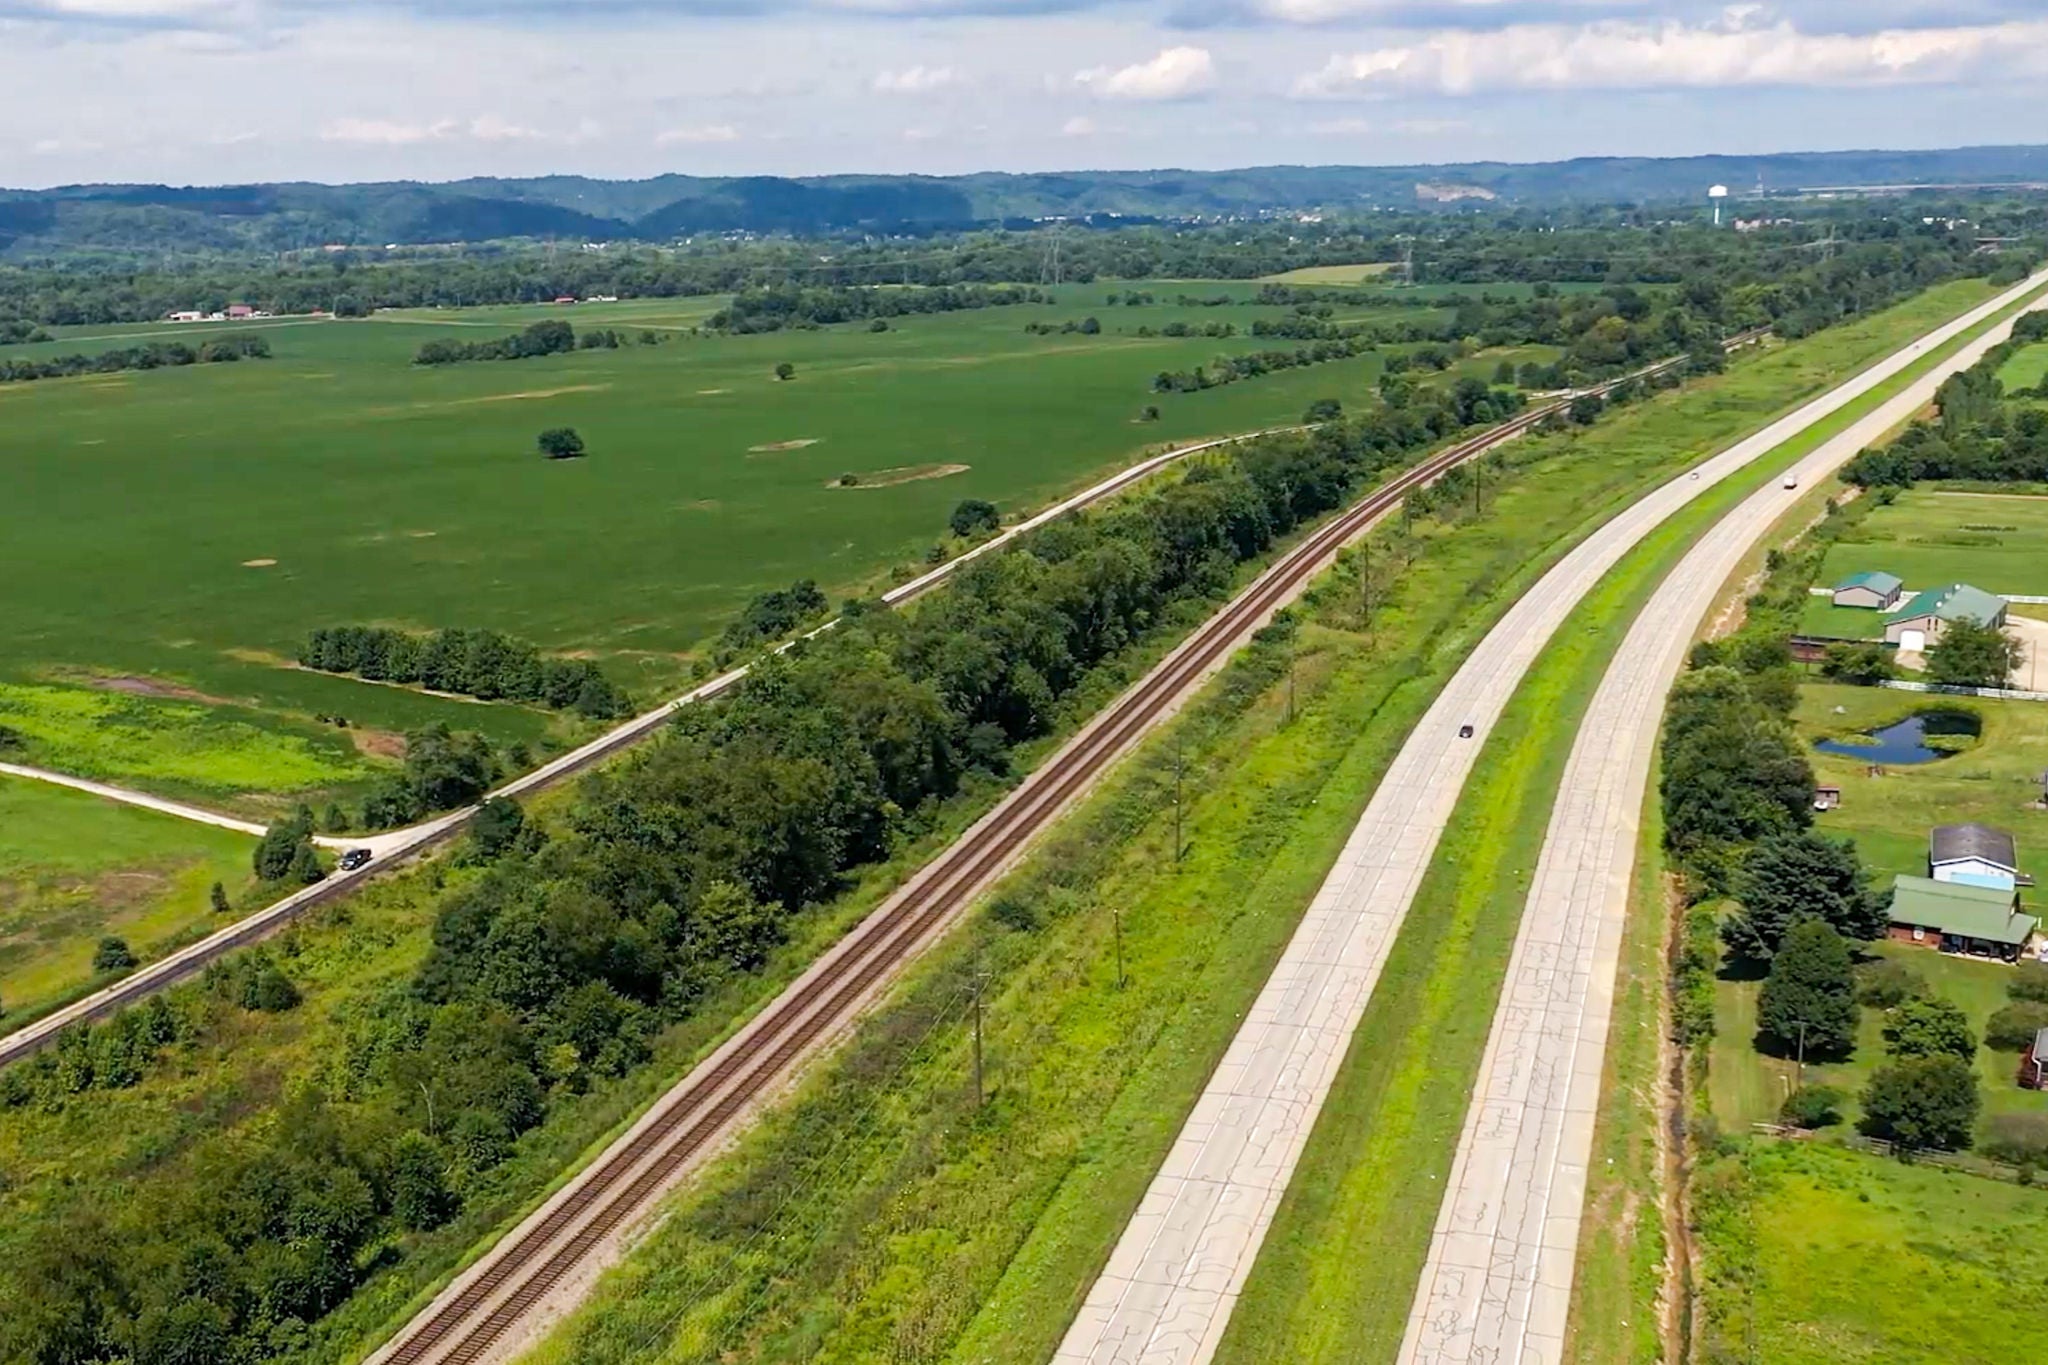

left=1213, top=280, right=2048, bottom=1363
left=508, top=281, right=2018, bottom=1365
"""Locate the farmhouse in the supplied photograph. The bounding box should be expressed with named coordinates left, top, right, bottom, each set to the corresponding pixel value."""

left=2024, top=1028, right=2048, bottom=1090
left=1887, top=874, right=2039, bottom=962
left=1882, top=582, right=2008, bottom=651
left=1832, top=570, right=1903, bottom=610
left=1930, top=822, right=2024, bottom=890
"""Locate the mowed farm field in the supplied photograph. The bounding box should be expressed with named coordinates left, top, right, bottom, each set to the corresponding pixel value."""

left=1812, top=486, right=2048, bottom=602
left=4, top=283, right=1490, bottom=748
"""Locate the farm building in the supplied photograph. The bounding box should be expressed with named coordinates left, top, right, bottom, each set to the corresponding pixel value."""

left=1882, top=583, right=2008, bottom=651
left=1832, top=571, right=1904, bottom=610
left=1930, top=822, right=2024, bottom=890
left=1814, top=785, right=1842, bottom=811
left=1887, top=874, right=2039, bottom=962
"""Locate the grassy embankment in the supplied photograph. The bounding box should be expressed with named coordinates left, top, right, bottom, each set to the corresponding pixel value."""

left=506, top=282, right=2011, bottom=1365
left=1215, top=276, right=2048, bottom=1363
left=1692, top=1140, right=2048, bottom=1365
left=0, top=777, right=256, bottom=1026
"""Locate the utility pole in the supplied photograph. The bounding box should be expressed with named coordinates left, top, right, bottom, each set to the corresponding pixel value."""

left=1173, top=733, right=1185, bottom=864
left=1359, top=542, right=1373, bottom=630
left=1113, top=907, right=1126, bottom=991
left=1795, top=1020, right=1808, bottom=1090
left=971, top=970, right=986, bottom=1106
left=1287, top=635, right=1297, bottom=724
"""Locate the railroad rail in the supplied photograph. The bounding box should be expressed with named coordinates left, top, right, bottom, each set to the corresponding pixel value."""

left=363, top=348, right=1719, bottom=1365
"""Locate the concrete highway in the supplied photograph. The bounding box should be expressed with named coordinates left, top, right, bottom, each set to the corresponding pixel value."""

left=1053, top=268, right=2048, bottom=1365
left=1393, top=280, right=2048, bottom=1365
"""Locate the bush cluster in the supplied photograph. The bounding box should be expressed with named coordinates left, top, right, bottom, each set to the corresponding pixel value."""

left=414, top=318, right=578, bottom=365
left=0, top=333, right=267, bottom=385
left=300, top=625, right=631, bottom=718
left=709, top=283, right=1044, bottom=334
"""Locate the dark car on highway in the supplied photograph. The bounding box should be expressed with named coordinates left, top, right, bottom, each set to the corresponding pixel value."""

left=339, top=848, right=372, bottom=872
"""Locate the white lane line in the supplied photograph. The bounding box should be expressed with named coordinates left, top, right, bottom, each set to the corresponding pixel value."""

left=1054, top=269, right=2048, bottom=1365
left=1395, top=285, right=2048, bottom=1365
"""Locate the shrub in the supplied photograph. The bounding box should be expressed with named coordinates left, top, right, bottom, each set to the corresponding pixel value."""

left=1882, top=996, right=1976, bottom=1060
left=774, top=361, right=796, bottom=381
left=1779, top=1084, right=1844, bottom=1129
left=1819, top=642, right=1895, bottom=685
left=1984, top=1001, right=2048, bottom=1051
left=537, top=427, right=586, bottom=460
left=2009, top=959, right=2048, bottom=1003
left=92, top=937, right=137, bottom=973
left=1980, top=1112, right=2048, bottom=1166
left=1859, top=1055, right=1980, bottom=1150
left=988, top=894, right=1040, bottom=933
left=948, top=499, right=1000, bottom=539
left=1856, top=958, right=1927, bottom=1007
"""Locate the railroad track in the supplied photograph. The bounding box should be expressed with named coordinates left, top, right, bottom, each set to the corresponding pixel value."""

left=365, top=351, right=1718, bottom=1365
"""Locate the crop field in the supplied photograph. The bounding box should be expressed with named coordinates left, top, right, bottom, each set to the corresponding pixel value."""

left=0, top=776, right=254, bottom=1026
left=1814, top=487, right=2048, bottom=598
left=1695, top=1141, right=2048, bottom=1365
left=1259, top=263, right=1396, bottom=283
left=3, top=281, right=1500, bottom=796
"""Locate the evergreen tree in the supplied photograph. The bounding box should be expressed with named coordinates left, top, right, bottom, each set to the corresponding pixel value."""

left=1757, top=920, right=1859, bottom=1056
left=1723, top=830, right=1886, bottom=959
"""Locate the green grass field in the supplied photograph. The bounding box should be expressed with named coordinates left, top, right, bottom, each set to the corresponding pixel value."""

left=1816, top=487, right=2048, bottom=598
left=1798, top=683, right=2048, bottom=887
left=1694, top=1140, right=2048, bottom=1365
left=1, top=283, right=1493, bottom=797
left=1993, top=338, right=2048, bottom=392
left=0, top=776, right=255, bottom=1025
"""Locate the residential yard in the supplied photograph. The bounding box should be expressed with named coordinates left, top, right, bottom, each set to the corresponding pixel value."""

left=1797, top=683, right=2048, bottom=887
left=0, top=776, right=255, bottom=1027
left=1709, top=939, right=2048, bottom=1134
left=1815, top=486, right=2048, bottom=599
left=1693, top=1140, right=2048, bottom=1365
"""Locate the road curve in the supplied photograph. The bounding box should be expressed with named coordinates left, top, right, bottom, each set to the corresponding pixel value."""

left=0, top=423, right=1290, bottom=1069
left=358, top=380, right=1625, bottom=1365
left=1394, top=280, right=2048, bottom=1365
left=1052, top=270, right=2048, bottom=1365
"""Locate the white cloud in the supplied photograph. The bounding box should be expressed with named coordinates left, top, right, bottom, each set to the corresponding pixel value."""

left=1293, top=14, right=2048, bottom=98
left=655, top=123, right=742, bottom=145
left=874, top=64, right=964, bottom=94
left=320, top=117, right=456, bottom=145
left=468, top=114, right=543, bottom=142
left=1061, top=114, right=1097, bottom=135
left=1076, top=45, right=1216, bottom=101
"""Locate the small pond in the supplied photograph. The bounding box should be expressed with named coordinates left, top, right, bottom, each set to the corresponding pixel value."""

left=1814, top=709, right=1981, bottom=766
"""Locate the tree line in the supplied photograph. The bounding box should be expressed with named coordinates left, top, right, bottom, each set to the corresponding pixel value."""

left=413, top=318, right=580, bottom=365
left=707, top=283, right=1045, bottom=333
left=299, top=625, right=632, bottom=719
left=0, top=317, right=50, bottom=344
left=0, top=333, right=267, bottom=385
left=1843, top=309, right=2048, bottom=487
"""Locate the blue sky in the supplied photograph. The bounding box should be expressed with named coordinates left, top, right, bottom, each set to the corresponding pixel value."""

left=3, top=1, right=2046, bottom=186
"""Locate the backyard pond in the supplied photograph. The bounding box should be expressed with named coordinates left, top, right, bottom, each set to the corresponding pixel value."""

left=1814, top=708, right=1981, bottom=765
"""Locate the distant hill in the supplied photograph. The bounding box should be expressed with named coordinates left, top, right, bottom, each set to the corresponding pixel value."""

left=5, top=144, right=2047, bottom=257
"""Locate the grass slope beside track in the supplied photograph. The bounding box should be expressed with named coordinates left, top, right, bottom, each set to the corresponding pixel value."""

left=500, top=284, right=2003, bottom=1365
left=1209, top=275, right=2048, bottom=1365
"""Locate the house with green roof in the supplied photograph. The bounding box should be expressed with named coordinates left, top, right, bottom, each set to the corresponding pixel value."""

left=1882, top=582, right=2009, bottom=652
left=1832, top=570, right=1903, bottom=610
left=1888, top=873, right=2039, bottom=962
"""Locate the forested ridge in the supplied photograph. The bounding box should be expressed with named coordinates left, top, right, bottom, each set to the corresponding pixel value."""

left=3, top=206, right=2039, bottom=329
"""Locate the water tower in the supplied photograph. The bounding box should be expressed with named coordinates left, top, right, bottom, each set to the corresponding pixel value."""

left=1709, top=184, right=1729, bottom=226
